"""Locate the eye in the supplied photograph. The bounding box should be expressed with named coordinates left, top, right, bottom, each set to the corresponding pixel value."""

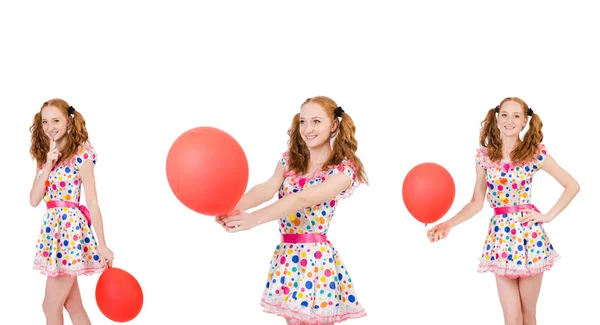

left=42, top=121, right=47, bottom=124
left=501, top=113, right=507, bottom=117
left=314, top=120, right=321, bottom=124
left=299, top=120, right=305, bottom=124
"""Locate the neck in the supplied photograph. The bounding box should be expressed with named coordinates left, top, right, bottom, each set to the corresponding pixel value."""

left=502, top=136, right=520, bottom=158
left=308, top=144, right=332, bottom=170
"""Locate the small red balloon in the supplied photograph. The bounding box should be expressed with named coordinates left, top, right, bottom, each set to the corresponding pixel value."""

left=96, top=267, right=143, bottom=322
left=402, top=162, right=455, bottom=225
left=166, top=126, right=249, bottom=216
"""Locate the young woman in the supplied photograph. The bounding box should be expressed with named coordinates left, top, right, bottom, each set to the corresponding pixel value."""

left=427, top=97, right=579, bottom=325
left=217, top=96, right=368, bottom=324
left=30, top=98, right=114, bottom=325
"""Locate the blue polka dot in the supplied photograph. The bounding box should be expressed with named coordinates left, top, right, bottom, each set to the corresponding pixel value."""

left=93, top=255, right=99, bottom=261
left=536, top=241, right=543, bottom=247
left=518, top=245, right=523, bottom=251
left=77, top=157, right=83, bottom=164
left=77, top=244, right=82, bottom=250
left=486, top=244, right=490, bottom=250
left=45, top=227, right=51, bottom=233
left=292, top=255, right=299, bottom=263
left=280, top=276, right=285, bottom=284
left=292, top=291, right=298, bottom=299
left=65, top=167, right=71, bottom=173
left=305, top=281, right=313, bottom=289
left=329, top=282, right=336, bottom=289
left=494, top=226, right=500, bottom=232
left=348, top=295, right=356, bottom=303
left=266, top=282, right=270, bottom=288
left=338, top=273, right=343, bottom=280
left=321, top=211, right=326, bottom=216
left=508, top=255, right=513, bottom=261
left=525, top=166, right=531, bottom=172
left=489, top=184, right=494, bottom=190
left=517, top=261, right=523, bottom=265
left=504, top=226, right=510, bottom=232
left=57, top=252, right=62, bottom=258
left=301, top=301, right=309, bottom=307
left=62, top=214, right=67, bottom=220
left=85, top=238, right=90, bottom=243
left=63, top=240, right=68, bottom=246
left=39, top=244, right=43, bottom=249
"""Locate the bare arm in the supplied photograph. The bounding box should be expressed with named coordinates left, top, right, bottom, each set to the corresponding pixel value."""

left=249, top=173, right=352, bottom=227
left=235, top=162, right=286, bottom=211
left=540, top=154, right=580, bottom=220
left=446, top=162, right=488, bottom=228
left=79, top=160, right=108, bottom=247
left=30, top=165, right=51, bottom=207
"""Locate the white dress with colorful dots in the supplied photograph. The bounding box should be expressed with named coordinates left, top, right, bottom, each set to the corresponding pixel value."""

left=260, top=152, right=367, bottom=324
left=475, top=144, right=559, bottom=278
left=33, top=143, right=105, bottom=277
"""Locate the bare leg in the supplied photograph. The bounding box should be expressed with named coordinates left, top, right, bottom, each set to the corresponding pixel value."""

left=42, top=276, right=76, bottom=325
left=518, top=274, right=544, bottom=325
left=64, top=278, right=92, bottom=325
left=495, top=275, right=523, bottom=325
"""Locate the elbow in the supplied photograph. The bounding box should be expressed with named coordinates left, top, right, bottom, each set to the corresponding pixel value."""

left=469, top=199, right=484, bottom=213
left=572, top=181, right=580, bottom=194
left=29, top=197, right=39, bottom=208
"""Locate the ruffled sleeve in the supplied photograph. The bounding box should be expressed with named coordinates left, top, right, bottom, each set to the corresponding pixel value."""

left=328, top=159, right=359, bottom=199
left=74, top=144, right=97, bottom=170
left=475, top=147, right=491, bottom=170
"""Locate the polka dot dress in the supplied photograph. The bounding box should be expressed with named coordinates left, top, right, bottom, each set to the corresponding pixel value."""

left=33, top=143, right=105, bottom=277
left=260, top=152, right=366, bottom=324
left=475, top=144, right=559, bottom=278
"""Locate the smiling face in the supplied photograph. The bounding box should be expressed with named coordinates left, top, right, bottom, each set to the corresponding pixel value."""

left=299, top=102, right=337, bottom=149
left=41, top=105, right=69, bottom=142
left=498, top=100, right=527, bottom=138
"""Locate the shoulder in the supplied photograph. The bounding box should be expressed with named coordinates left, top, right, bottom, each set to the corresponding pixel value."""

left=328, top=159, right=358, bottom=181
left=74, top=142, right=97, bottom=167
left=475, top=147, right=491, bottom=169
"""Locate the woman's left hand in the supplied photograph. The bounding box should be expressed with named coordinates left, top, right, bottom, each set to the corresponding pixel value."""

left=98, top=245, right=114, bottom=268
left=519, top=209, right=553, bottom=224
left=221, top=210, right=257, bottom=233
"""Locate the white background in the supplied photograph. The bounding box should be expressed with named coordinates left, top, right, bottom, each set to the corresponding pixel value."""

left=1, top=1, right=598, bottom=324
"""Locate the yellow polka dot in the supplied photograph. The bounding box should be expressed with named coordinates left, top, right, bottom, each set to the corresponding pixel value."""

left=320, top=276, right=326, bottom=283
left=301, top=252, right=306, bottom=258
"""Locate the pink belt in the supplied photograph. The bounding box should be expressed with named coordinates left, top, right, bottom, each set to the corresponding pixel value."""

left=46, top=200, right=92, bottom=226
left=281, top=234, right=328, bottom=243
left=494, top=204, right=542, bottom=223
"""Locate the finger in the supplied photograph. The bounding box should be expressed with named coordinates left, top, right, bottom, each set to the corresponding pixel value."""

left=225, top=220, right=244, bottom=227
left=221, top=215, right=242, bottom=223
left=226, top=225, right=244, bottom=233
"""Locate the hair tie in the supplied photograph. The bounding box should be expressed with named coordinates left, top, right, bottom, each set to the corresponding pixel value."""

left=68, top=106, right=75, bottom=115
left=334, top=106, right=344, bottom=118
left=494, top=105, right=499, bottom=113
left=527, top=107, right=533, bottom=116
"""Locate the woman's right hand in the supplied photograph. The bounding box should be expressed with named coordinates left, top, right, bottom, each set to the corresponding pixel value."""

left=427, top=221, right=452, bottom=243
left=45, top=140, right=61, bottom=167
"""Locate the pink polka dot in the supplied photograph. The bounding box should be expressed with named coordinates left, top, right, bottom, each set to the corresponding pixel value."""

left=84, top=247, right=88, bottom=253
left=84, top=153, right=89, bottom=159
left=532, top=232, right=538, bottom=238
left=512, top=183, right=518, bottom=189
left=298, top=178, right=306, bottom=188
left=282, top=286, right=290, bottom=294
left=59, top=181, right=66, bottom=187
left=74, top=180, right=79, bottom=185
left=300, top=259, right=307, bottom=267
left=62, top=260, right=67, bottom=265
left=330, top=200, right=336, bottom=207
left=511, top=229, right=516, bottom=235
left=501, top=252, right=507, bottom=258
left=43, top=251, right=49, bottom=257
left=324, top=269, right=331, bottom=277
left=73, top=235, right=78, bottom=241
left=498, top=185, right=503, bottom=191
left=65, top=222, right=71, bottom=228
left=52, top=184, right=57, bottom=190
left=315, top=251, right=322, bottom=259
left=280, top=256, right=286, bottom=264
left=521, top=180, right=526, bottom=186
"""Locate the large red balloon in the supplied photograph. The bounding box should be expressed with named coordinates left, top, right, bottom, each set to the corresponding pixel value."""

left=96, top=267, right=143, bottom=322
left=402, top=162, right=455, bottom=225
left=166, top=126, right=249, bottom=216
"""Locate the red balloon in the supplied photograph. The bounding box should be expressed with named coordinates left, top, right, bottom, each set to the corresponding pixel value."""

left=95, top=267, right=143, bottom=322
left=402, top=162, right=455, bottom=224
left=166, top=126, right=249, bottom=216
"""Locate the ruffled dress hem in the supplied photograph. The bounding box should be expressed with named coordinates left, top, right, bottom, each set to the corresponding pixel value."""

left=478, top=252, right=560, bottom=279
left=33, top=260, right=105, bottom=278
left=261, top=297, right=366, bottom=325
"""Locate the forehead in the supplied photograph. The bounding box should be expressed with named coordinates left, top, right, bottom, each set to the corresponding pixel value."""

left=300, top=102, right=326, bottom=118
left=41, top=105, right=64, bottom=119
left=500, top=101, right=524, bottom=114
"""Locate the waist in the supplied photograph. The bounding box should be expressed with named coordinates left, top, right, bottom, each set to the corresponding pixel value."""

left=281, top=234, right=328, bottom=243
left=493, top=204, right=540, bottom=215
left=46, top=200, right=80, bottom=209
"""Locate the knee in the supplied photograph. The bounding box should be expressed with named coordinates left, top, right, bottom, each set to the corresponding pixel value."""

left=504, top=311, right=523, bottom=325
left=522, top=309, right=536, bottom=325
left=42, top=300, right=60, bottom=315
left=64, top=297, right=85, bottom=314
